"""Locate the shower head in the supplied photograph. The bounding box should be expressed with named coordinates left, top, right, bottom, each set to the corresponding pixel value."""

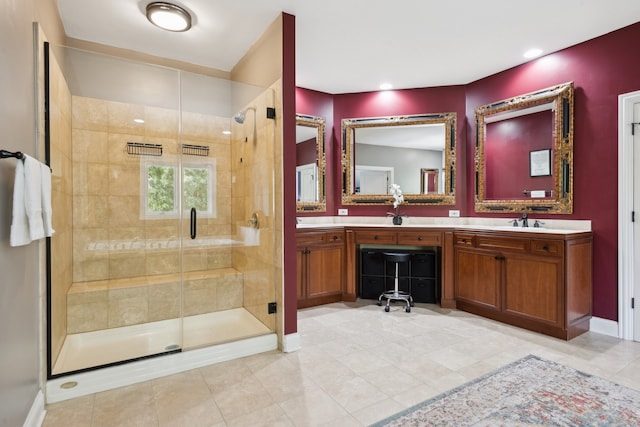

left=234, top=106, right=256, bottom=124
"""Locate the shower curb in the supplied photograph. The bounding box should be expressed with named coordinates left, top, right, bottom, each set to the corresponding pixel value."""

left=45, top=333, right=277, bottom=403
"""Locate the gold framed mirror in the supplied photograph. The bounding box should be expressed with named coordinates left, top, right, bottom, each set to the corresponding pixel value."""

left=296, top=114, right=326, bottom=212
left=341, top=113, right=456, bottom=205
left=475, top=82, right=574, bottom=214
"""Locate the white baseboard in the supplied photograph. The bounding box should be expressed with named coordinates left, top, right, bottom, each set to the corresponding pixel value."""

left=590, top=316, right=619, bottom=338
left=282, top=332, right=301, bottom=353
left=23, top=390, right=46, bottom=427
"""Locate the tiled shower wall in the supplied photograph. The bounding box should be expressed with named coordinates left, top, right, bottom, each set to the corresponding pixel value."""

left=71, top=96, right=234, bottom=283
left=66, top=96, right=242, bottom=333
left=49, top=49, right=73, bottom=365
left=231, top=84, right=281, bottom=331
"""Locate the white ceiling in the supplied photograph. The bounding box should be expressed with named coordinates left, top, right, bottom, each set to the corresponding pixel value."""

left=56, top=0, right=640, bottom=94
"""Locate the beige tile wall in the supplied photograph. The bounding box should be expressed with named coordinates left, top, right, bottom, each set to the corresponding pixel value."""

left=49, top=51, right=73, bottom=366
left=71, top=96, right=234, bottom=284
left=231, top=84, right=282, bottom=332
left=67, top=86, right=280, bottom=336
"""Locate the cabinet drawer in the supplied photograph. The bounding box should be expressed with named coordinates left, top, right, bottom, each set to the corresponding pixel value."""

left=354, top=231, right=397, bottom=245
left=296, top=231, right=326, bottom=246
left=454, top=233, right=475, bottom=247
left=530, top=239, right=563, bottom=257
left=325, top=231, right=345, bottom=244
left=397, top=231, right=442, bottom=246
left=476, top=236, right=528, bottom=253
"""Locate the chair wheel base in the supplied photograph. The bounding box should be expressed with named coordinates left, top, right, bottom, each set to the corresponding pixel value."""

left=384, top=306, right=390, bottom=312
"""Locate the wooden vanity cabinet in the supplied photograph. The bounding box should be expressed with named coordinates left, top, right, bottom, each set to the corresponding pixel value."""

left=297, top=229, right=345, bottom=308
left=454, top=231, right=592, bottom=340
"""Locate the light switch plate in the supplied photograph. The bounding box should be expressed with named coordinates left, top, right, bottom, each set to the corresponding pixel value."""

left=338, top=209, right=348, bottom=216
left=448, top=210, right=460, bottom=217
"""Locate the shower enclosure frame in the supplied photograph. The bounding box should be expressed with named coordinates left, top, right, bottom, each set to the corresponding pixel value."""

left=43, top=43, right=281, bottom=383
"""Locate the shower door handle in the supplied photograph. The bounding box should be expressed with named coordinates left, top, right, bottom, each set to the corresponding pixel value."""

left=190, top=207, right=197, bottom=239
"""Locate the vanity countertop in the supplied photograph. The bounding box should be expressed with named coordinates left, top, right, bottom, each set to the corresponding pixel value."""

left=296, top=216, right=591, bottom=235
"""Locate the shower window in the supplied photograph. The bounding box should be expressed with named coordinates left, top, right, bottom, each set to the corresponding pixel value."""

left=141, top=157, right=216, bottom=218
left=147, top=164, right=176, bottom=214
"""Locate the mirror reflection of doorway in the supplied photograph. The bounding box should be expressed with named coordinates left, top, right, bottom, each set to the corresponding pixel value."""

left=296, top=164, right=317, bottom=201
left=356, top=166, right=393, bottom=194
left=421, top=168, right=439, bottom=194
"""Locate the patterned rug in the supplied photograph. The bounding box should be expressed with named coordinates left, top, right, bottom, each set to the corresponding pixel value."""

left=370, top=355, right=640, bottom=427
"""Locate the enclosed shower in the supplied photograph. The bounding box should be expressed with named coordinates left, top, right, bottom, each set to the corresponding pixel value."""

left=45, top=45, right=281, bottom=387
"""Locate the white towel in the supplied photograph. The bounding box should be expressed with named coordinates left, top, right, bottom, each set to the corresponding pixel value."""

left=41, top=162, right=55, bottom=237
left=10, top=155, right=53, bottom=247
left=24, top=155, right=44, bottom=241
left=10, top=158, right=30, bottom=247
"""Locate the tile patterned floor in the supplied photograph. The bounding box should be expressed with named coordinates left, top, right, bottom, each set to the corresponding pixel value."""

left=43, top=301, right=640, bottom=426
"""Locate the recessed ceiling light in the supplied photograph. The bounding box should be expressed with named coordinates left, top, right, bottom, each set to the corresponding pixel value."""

left=222, top=130, right=231, bottom=135
left=524, top=48, right=543, bottom=59
left=133, top=118, right=145, bottom=124
left=146, top=2, right=192, bottom=32
left=379, top=83, right=393, bottom=90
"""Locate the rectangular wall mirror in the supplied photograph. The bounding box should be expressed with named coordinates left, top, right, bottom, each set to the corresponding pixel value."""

left=474, top=82, right=574, bottom=213
left=296, top=114, right=326, bottom=212
left=341, top=113, right=456, bottom=205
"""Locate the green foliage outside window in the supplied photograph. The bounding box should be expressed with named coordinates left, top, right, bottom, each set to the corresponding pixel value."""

left=147, top=165, right=175, bottom=212
left=183, top=167, right=209, bottom=211
left=146, top=164, right=211, bottom=215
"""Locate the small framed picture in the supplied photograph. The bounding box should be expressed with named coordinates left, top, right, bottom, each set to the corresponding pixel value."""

left=530, top=149, right=551, bottom=177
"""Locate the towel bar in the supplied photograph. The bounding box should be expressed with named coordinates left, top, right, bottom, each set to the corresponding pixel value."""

left=0, top=149, right=24, bottom=160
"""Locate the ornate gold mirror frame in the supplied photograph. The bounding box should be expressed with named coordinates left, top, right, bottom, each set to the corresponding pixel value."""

left=341, top=113, right=456, bottom=205
left=475, top=82, right=574, bottom=214
left=296, top=114, right=326, bottom=212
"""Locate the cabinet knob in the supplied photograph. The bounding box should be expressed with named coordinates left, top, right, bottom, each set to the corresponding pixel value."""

left=332, top=235, right=338, bottom=240
left=417, top=236, right=423, bottom=241
left=374, top=235, right=379, bottom=240
left=542, top=245, right=549, bottom=251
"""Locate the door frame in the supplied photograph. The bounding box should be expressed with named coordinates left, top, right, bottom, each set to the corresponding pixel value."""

left=618, top=89, right=640, bottom=340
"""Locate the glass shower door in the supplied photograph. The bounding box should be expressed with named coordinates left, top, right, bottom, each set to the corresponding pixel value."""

left=48, top=47, right=185, bottom=376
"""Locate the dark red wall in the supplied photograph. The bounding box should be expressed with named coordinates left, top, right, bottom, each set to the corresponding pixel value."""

left=485, top=111, right=554, bottom=199
left=466, top=22, right=640, bottom=321
left=295, top=87, right=335, bottom=214
left=294, top=22, right=640, bottom=322
left=296, top=138, right=316, bottom=166
left=332, top=86, right=468, bottom=217
left=282, top=13, right=297, bottom=335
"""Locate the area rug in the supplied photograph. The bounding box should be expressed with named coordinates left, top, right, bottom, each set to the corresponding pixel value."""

left=370, top=355, right=640, bottom=427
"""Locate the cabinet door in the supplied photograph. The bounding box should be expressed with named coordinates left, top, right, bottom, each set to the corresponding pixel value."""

left=454, top=249, right=500, bottom=310
left=307, top=245, right=344, bottom=298
left=503, top=255, right=562, bottom=326
left=296, top=248, right=306, bottom=301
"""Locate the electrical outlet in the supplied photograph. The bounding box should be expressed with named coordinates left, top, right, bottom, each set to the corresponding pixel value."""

left=449, top=210, right=460, bottom=217
left=338, top=209, right=348, bottom=216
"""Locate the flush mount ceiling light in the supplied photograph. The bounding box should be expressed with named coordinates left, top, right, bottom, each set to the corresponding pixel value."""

left=146, top=2, right=192, bottom=32
left=524, top=48, right=543, bottom=59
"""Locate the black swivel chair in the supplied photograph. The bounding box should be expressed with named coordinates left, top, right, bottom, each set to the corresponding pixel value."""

left=377, top=252, right=413, bottom=312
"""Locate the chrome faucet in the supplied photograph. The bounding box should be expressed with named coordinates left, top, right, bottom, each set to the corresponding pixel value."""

left=519, top=213, right=529, bottom=228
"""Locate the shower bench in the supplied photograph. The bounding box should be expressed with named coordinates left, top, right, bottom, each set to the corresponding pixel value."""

left=66, top=268, right=244, bottom=334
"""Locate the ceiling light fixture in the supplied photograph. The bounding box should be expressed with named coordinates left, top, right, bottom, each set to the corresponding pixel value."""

left=523, top=48, right=543, bottom=59
left=379, top=83, right=393, bottom=90
left=146, top=2, right=192, bottom=32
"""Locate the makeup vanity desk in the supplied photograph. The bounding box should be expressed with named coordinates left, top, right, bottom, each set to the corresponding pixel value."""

left=296, top=219, right=592, bottom=340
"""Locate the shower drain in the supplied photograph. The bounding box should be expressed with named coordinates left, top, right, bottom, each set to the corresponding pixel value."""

left=60, top=381, right=78, bottom=389
left=165, top=344, right=180, bottom=351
